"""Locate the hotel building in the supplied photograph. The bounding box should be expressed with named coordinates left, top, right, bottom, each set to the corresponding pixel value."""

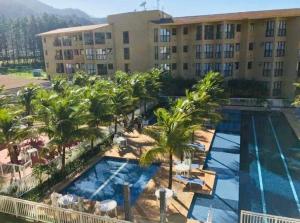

left=39, top=8, right=300, bottom=99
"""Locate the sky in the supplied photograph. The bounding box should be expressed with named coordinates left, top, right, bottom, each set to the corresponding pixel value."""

left=39, top=0, right=300, bottom=18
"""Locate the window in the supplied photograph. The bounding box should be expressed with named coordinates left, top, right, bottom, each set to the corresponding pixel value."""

left=266, top=20, right=275, bottom=37
left=276, top=41, right=286, bottom=57
left=224, top=44, right=234, bottom=58
left=172, top=28, right=177, bottom=35
left=216, top=24, right=223, bottom=39
left=62, top=36, right=72, bottom=46
left=64, top=49, right=73, bottom=60
left=85, top=49, right=94, bottom=60
left=161, top=64, right=170, bottom=71
left=154, top=28, right=158, bottom=42
left=108, top=63, right=114, bottom=70
left=196, top=45, right=202, bottom=59
left=248, top=61, right=253, bottom=69
left=204, top=44, right=214, bottom=58
left=73, top=49, right=79, bottom=56
left=183, top=63, right=188, bottom=70
left=55, top=50, right=63, bottom=60
left=224, top=63, right=234, bottom=76
left=235, top=62, right=239, bottom=70
left=124, top=48, right=130, bottom=60
left=56, top=63, right=64, bottom=73
left=225, top=24, right=235, bottom=39
left=204, top=25, right=214, bottom=40
left=84, top=32, right=94, bottom=45
left=215, top=44, right=222, bottom=59
left=97, top=64, right=108, bottom=75
left=278, top=20, right=287, bottom=37
left=65, top=64, right=75, bottom=74
left=250, top=23, right=254, bottom=32
left=264, top=42, right=273, bottom=57
left=123, top=31, right=129, bottom=44
left=273, top=81, right=282, bottom=96
left=263, top=62, right=272, bottom=77
left=86, top=64, right=96, bottom=75
left=274, top=61, right=284, bottom=76
left=236, top=43, right=240, bottom=52
left=204, top=63, right=213, bottom=74
left=94, top=32, right=105, bottom=44
left=183, top=27, right=188, bottom=35
left=95, top=49, right=107, bottom=60
left=154, top=46, right=159, bottom=60
left=106, top=32, right=112, bottom=39
left=196, top=25, right=202, bottom=40
left=183, top=45, right=188, bottom=53
left=172, top=63, right=177, bottom=70
left=195, top=63, right=202, bottom=76
left=172, top=46, right=177, bottom=53
left=215, top=63, right=222, bottom=73
left=53, top=37, right=61, bottom=46
left=160, top=28, right=171, bottom=42
left=160, top=46, right=171, bottom=60
left=125, top=63, right=130, bottom=73
left=236, top=24, right=241, bottom=32
left=249, top=42, right=254, bottom=51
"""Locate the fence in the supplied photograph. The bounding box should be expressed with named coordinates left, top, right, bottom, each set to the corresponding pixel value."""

left=227, top=98, right=293, bottom=108
left=0, top=160, right=32, bottom=179
left=240, top=210, right=300, bottom=223
left=0, top=194, right=130, bottom=223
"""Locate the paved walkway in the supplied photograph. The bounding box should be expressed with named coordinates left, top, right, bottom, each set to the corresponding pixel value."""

left=282, top=108, right=300, bottom=140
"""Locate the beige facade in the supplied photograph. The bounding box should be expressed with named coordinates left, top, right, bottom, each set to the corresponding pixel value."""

left=39, top=9, right=300, bottom=99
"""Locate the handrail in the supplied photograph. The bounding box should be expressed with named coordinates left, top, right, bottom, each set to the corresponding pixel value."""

left=240, top=210, right=300, bottom=223
left=0, top=194, right=130, bottom=223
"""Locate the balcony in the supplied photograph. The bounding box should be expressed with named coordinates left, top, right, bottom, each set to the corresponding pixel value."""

left=55, top=55, right=63, bottom=60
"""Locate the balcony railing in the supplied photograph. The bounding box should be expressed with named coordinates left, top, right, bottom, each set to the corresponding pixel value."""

left=240, top=210, right=300, bottom=223
left=55, top=55, right=63, bottom=60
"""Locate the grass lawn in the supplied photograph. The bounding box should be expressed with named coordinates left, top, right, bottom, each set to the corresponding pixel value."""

left=0, top=214, right=28, bottom=223
left=5, top=68, right=47, bottom=79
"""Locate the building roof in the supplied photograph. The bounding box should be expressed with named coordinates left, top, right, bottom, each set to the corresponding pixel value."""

left=161, top=8, right=300, bottom=25
left=37, top=24, right=109, bottom=36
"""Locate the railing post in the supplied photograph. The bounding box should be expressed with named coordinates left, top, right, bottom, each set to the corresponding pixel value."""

left=159, top=188, right=166, bottom=223
left=123, top=183, right=132, bottom=221
left=13, top=199, right=18, bottom=217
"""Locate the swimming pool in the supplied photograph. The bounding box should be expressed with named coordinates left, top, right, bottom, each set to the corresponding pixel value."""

left=188, top=110, right=300, bottom=222
left=62, top=156, right=160, bottom=206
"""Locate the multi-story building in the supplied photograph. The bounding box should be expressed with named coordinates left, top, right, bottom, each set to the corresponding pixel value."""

left=39, top=8, right=300, bottom=99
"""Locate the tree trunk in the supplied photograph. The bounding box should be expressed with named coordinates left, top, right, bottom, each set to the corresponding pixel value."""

left=61, top=146, right=66, bottom=170
left=131, top=111, right=135, bottom=123
left=90, top=139, right=94, bottom=150
left=168, top=153, right=173, bottom=189
left=8, top=144, right=19, bottom=164
left=114, top=119, right=118, bottom=135
left=191, top=130, right=195, bottom=143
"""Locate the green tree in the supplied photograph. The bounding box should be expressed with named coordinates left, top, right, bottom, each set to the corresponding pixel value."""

left=17, top=84, right=39, bottom=117
left=0, top=108, right=29, bottom=163
left=140, top=101, right=195, bottom=189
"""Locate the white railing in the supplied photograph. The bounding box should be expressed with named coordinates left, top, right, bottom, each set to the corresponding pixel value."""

left=240, top=210, right=300, bottom=223
left=0, top=195, right=130, bottom=223
left=227, top=98, right=292, bottom=108
left=0, top=160, right=32, bottom=179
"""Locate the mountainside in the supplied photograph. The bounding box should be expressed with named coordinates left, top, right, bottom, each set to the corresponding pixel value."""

left=0, top=0, right=106, bottom=24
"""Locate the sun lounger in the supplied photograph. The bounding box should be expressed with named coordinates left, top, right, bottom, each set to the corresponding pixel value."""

left=175, top=174, right=205, bottom=189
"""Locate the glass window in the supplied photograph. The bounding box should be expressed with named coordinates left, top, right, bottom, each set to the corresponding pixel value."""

left=264, top=42, right=273, bottom=57
left=86, top=64, right=96, bottom=75
left=106, top=32, right=112, bottom=39
left=95, top=49, right=107, bottom=60
left=236, top=24, right=241, bottom=32
left=154, top=46, right=159, bottom=60
left=172, top=46, right=177, bottom=53
left=108, top=63, right=114, bottom=70
left=160, top=29, right=171, bottom=42
left=225, top=24, right=235, bottom=39
left=172, top=63, right=177, bottom=70
left=224, top=63, right=233, bottom=76
left=278, top=20, right=287, bottom=37
left=85, top=49, right=94, bottom=60
left=248, top=61, right=253, bottom=69
left=274, top=61, right=284, bottom=76
left=215, top=44, right=222, bottom=59
left=183, top=27, right=188, bottom=35
left=196, top=45, right=202, bottom=59
left=183, top=45, right=188, bottom=53
left=276, top=41, right=286, bottom=57
left=266, top=20, right=275, bottom=37
left=160, top=46, right=171, bottom=60
left=154, top=28, right=158, bottom=42
left=204, top=44, right=214, bottom=58
left=62, top=36, right=72, bottom=46
left=183, top=63, right=188, bottom=70
left=224, top=44, right=234, bottom=58
left=123, top=31, right=129, bottom=44
left=95, top=32, right=106, bottom=44
left=195, top=63, right=202, bottom=76
left=249, top=42, right=254, bottom=51
left=216, top=24, right=223, bottom=39
left=172, top=28, right=177, bottom=35
left=204, top=25, right=214, bottom=40
left=97, top=64, right=108, bottom=75
left=56, top=63, right=64, bottom=73
left=204, top=63, right=213, bottom=74
left=84, top=32, right=94, bottom=45
left=196, top=25, right=202, bottom=40
left=124, top=48, right=130, bottom=60
left=63, top=49, right=73, bottom=60
left=263, top=62, right=272, bottom=77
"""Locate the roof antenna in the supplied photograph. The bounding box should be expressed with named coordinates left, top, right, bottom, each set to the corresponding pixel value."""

left=140, top=1, right=147, bottom=11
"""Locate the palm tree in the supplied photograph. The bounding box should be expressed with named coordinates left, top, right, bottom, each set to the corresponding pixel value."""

left=140, top=100, right=195, bottom=189
left=17, top=84, right=39, bottom=119
left=0, top=108, right=29, bottom=163
left=37, top=91, right=89, bottom=169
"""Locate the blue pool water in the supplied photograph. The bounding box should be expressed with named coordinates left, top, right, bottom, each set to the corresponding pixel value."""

left=62, top=157, right=160, bottom=206
left=188, top=110, right=300, bottom=222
